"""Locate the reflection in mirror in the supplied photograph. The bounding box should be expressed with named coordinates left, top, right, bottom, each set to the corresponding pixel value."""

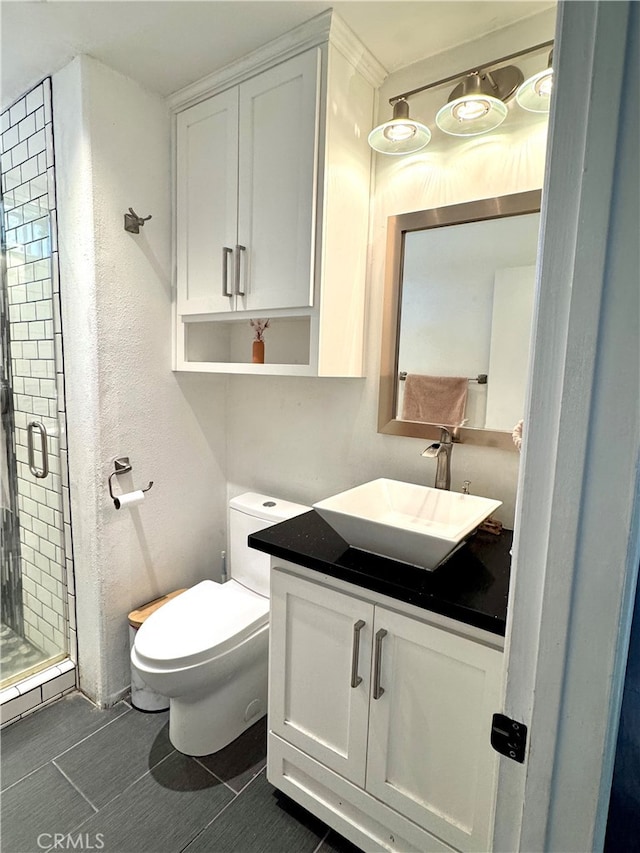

left=378, top=190, right=541, bottom=450
left=398, top=213, right=540, bottom=429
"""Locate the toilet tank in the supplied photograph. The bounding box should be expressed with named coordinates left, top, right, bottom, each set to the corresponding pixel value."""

left=229, top=493, right=308, bottom=597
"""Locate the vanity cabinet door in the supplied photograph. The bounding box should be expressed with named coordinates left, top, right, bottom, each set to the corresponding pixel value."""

left=365, top=607, right=503, bottom=852
left=237, top=48, right=319, bottom=312
left=270, top=570, right=373, bottom=785
left=176, top=88, right=239, bottom=316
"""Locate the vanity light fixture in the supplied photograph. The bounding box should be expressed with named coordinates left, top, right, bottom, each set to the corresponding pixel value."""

left=368, top=98, right=431, bottom=155
left=516, top=51, right=554, bottom=113
left=368, top=39, right=553, bottom=154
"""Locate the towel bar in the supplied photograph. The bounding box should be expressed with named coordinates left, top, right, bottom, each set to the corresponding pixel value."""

left=399, top=372, right=488, bottom=384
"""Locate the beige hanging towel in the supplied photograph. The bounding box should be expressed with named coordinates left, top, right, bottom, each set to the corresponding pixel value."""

left=401, top=374, right=469, bottom=426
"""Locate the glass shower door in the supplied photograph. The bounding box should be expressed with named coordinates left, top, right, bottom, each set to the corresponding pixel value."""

left=1, top=78, right=72, bottom=689
left=1, top=202, right=25, bottom=647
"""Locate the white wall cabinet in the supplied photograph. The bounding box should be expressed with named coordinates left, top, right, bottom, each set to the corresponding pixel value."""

left=269, top=565, right=504, bottom=853
left=172, top=11, right=383, bottom=376
left=176, top=50, right=319, bottom=317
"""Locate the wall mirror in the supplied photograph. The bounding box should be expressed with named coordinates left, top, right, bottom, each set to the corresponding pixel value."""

left=378, top=190, right=541, bottom=450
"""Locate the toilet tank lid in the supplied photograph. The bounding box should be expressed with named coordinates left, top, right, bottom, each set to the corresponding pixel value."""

left=229, top=492, right=309, bottom=522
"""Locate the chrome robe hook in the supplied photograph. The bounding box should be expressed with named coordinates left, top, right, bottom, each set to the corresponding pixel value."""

left=124, top=208, right=152, bottom=233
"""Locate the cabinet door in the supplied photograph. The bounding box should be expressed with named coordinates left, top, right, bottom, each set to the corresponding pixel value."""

left=366, top=607, right=503, bottom=852
left=237, top=48, right=320, bottom=312
left=270, top=570, right=373, bottom=785
left=176, top=89, right=239, bottom=315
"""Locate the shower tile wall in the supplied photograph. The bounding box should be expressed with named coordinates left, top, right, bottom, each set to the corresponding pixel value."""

left=0, top=79, right=76, bottom=668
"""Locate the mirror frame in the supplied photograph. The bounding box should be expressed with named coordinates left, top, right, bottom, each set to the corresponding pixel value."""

left=378, top=189, right=542, bottom=450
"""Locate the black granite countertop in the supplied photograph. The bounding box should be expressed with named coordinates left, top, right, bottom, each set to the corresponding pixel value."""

left=249, top=510, right=512, bottom=636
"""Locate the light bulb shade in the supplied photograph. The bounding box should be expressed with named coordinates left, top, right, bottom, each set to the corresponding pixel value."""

left=516, top=67, right=553, bottom=112
left=436, top=94, right=508, bottom=136
left=368, top=99, right=431, bottom=155
left=435, top=68, right=520, bottom=137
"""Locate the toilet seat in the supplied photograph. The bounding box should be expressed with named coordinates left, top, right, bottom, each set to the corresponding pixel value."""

left=134, top=580, right=268, bottom=670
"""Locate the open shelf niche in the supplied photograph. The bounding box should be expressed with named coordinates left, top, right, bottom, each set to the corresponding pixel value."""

left=177, top=314, right=316, bottom=375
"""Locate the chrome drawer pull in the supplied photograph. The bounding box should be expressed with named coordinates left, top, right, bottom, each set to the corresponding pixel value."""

left=373, top=628, right=388, bottom=700
left=222, top=246, right=233, bottom=297
left=350, top=620, right=366, bottom=688
left=235, top=244, right=246, bottom=296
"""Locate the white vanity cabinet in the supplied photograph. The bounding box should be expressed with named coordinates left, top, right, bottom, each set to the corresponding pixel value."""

left=176, top=50, right=319, bottom=317
left=268, top=565, right=504, bottom=853
left=172, top=11, right=383, bottom=376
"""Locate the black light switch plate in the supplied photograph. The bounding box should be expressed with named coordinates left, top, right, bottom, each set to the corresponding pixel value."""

left=491, top=713, right=527, bottom=763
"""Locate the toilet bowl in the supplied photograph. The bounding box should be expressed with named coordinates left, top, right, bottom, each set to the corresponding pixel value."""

left=131, top=493, right=308, bottom=756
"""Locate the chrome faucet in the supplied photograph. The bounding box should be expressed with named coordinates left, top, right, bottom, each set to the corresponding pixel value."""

left=421, top=427, right=453, bottom=490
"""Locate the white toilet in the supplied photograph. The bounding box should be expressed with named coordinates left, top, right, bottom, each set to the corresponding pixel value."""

left=131, top=493, right=308, bottom=756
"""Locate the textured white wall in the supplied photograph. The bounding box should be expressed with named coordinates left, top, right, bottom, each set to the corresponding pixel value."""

left=226, top=10, right=555, bottom=525
left=54, top=56, right=227, bottom=705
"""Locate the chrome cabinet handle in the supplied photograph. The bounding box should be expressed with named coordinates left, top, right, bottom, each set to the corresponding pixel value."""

left=350, top=620, right=366, bottom=688
left=222, top=247, right=233, bottom=297
left=27, top=421, right=49, bottom=479
left=235, top=244, right=246, bottom=296
left=373, top=628, right=388, bottom=700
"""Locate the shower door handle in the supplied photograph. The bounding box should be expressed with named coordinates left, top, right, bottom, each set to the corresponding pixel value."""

left=1, top=379, right=10, bottom=415
left=27, top=421, right=49, bottom=479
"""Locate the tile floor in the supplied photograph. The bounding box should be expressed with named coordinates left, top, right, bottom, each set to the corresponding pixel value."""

left=1, top=692, right=363, bottom=853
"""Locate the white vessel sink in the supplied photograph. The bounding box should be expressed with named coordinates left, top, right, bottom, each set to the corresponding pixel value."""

left=313, top=478, right=502, bottom=570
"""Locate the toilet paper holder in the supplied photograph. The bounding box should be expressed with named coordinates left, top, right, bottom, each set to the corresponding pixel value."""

left=108, top=457, right=153, bottom=506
